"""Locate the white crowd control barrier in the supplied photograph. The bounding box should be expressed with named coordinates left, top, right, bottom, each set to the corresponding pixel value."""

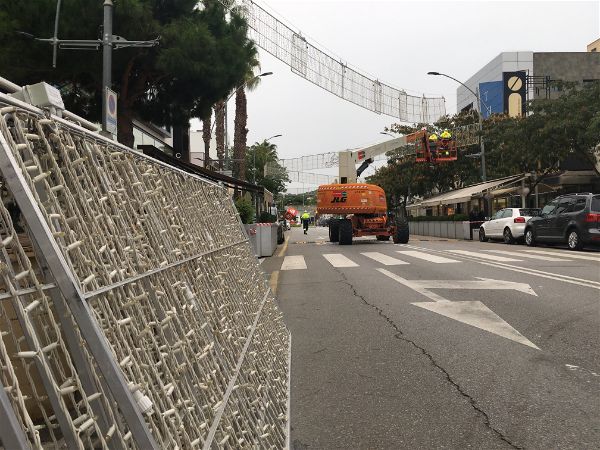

left=0, top=93, right=290, bottom=449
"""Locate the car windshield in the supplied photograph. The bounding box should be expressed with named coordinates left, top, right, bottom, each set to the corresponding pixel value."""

left=519, top=208, right=540, bottom=217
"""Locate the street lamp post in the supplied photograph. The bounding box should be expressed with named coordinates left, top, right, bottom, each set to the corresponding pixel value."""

left=427, top=71, right=488, bottom=182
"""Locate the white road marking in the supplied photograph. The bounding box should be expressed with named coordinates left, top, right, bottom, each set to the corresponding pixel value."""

left=413, top=301, right=540, bottom=349
left=361, top=252, right=409, bottom=265
left=396, top=250, right=460, bottom=264
left=323, top=253, right=359, bottom=268
left=523, top=249, right=600, bottom=262
left=485, top=249, right=572, bottom=262
left=447, top=250, right=523, bottom=262
left=280, top=255, right=307, bottom=270
left=400, top=244, right=600, bottom=290
left=376, top=269, right=537, bottom=298
left=377, top=268, right=539, bottom=349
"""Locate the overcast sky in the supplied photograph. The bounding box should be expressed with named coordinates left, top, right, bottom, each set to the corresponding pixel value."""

left=220, top=0, right=599, bottom=190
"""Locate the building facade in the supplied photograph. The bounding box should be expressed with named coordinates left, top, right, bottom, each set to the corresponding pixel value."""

left=457, top=51, right=600, bottom=115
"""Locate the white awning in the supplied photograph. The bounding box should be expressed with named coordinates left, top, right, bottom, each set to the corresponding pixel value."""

left=420, top=175, right=525, bottom=207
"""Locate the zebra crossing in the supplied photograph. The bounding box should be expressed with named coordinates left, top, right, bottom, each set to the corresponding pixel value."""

left=280, top=248, right=461, bottom=270
left=278, top=247, right=596, bottom=270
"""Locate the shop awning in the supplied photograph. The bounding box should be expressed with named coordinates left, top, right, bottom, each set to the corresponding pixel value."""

left=420, top=175, right=525, bottom=207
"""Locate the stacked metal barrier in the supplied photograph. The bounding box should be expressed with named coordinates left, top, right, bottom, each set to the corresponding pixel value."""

left=0, top=96, right=290, bottom=449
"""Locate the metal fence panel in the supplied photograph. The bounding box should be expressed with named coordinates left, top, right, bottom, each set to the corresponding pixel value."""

left=0, top=98, right=290, bottom=449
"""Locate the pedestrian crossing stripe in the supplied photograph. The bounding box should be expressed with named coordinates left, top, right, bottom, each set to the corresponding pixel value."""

left=361, top=252, right=409, bottom=266
left=523, top=249, right=600, bottom=262
left=447, top=250, right=522, bottom=262
left=396, top=250, right=460, bottom=264
left=281, top=255, right=307, bottom=270
left=485, top=249, right=572, bottom=262
left=323, top=253, right=359, bottom=268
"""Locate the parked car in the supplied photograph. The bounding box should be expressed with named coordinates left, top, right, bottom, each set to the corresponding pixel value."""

left=524, top=193, right=600, bottom=250
left=479, top=207, right=541, bottom=244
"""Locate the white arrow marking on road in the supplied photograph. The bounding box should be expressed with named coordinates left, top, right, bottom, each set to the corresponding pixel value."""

left=413, top=301, right=540, bottom=349
left=377, top=268, right=540, bottom=349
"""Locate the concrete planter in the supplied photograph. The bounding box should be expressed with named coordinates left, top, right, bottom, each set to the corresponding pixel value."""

left=409, top=221, right=473, bottom=240
left=244, top=223, right=279, bottom=256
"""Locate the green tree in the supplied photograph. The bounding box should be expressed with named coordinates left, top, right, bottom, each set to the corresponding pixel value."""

left=0, top=0, right=256, bottom=147
left=483, top=81, right=600, bottom=192
left=245, top=140, right=290, bottom=197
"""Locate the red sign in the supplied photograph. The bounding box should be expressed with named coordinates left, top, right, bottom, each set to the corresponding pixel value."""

left=357, top=150, right=366, bottom=160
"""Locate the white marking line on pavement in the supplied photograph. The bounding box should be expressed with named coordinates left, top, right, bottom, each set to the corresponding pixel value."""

left=523, top=249, right=600, bottom=262
left=377, top=269, right=540, bottom=349
left=280, top=255, right=307, bottom=270
left=400, top=244, right=600, bottom=290
left=485, top=249, right=572, bottom=262
left=447, top=250, right=523, bottom=262
left=396, top=250, right=460, bottom=264
left=360, top=252, right=409, bottom=266
left=323, top=253, right=359, bottom=268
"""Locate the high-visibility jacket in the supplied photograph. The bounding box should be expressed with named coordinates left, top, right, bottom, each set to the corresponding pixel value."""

left=428, top=133, right=438, bottom=141
left=301, top=213, right=310, bottom=220
left=440, top=130, right=452, bottom=139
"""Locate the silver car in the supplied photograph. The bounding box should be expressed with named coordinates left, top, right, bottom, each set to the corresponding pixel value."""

left=479, top=207, right=541, bottom=244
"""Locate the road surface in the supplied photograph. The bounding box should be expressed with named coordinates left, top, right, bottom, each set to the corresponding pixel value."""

left=262, top=226, right=600, bottom=450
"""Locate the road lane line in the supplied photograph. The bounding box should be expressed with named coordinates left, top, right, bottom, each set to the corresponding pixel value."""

left=485, top=249, right=572, bottom=262
left=281, top=255, right=307, bottom=270
left=323, top=253, right=359, bottom=268
left=361, top=252, right=409, bottom=266
left=396, top=250, right=460, bottom=264
left=269, top=270, right=279, bottom=295
left=523, top=249, right=600, bottom=262
left=401, top=244, right=600, bottom=289
left=277, top=235, right=290, bottom=257
left=447, top=250, right=523, bottom=262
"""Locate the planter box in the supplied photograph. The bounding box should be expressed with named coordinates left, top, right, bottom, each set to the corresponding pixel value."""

left=409, top=221, right=473, bottom=240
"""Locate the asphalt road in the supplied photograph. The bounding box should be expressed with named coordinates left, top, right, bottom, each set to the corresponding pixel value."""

left=261, top=226, right=600, bottom=450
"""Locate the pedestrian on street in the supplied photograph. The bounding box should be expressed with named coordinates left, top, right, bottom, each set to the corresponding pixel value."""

left=301, top=211, right=310, bottom=234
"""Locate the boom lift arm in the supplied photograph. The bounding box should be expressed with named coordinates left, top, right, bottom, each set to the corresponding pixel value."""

left=338, top=131, right=425, bottom=183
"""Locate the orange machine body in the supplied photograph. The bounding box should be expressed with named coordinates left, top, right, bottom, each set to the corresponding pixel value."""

left=317, top=183, right=388, bottom=215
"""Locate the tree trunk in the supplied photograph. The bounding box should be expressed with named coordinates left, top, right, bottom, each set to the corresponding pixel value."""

left=117, top=100, right=135, bottom=148
left=202, top=110, right=212, bottom=168
left=233, top=86, right=248, bottom=180
left=215, top=100, right=225, bottom=170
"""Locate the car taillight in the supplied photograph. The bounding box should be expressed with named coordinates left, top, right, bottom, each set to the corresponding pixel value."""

left=514, top=217, right=526, bottom=223
left=585, top=213, right=600, bottom=223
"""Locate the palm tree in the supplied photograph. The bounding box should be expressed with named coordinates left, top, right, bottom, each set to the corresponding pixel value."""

left=202, top=109, right=212, bottom=168
left=214, top=100, right=225, bottom=170
left=233, top=56, right=261, bottom=180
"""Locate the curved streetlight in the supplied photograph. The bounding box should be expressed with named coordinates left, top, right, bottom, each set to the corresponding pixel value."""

left=427, top=71, right=488, bottom=181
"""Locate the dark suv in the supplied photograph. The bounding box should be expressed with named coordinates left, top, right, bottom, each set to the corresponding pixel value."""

left=524, top=193, right=600, bottom=250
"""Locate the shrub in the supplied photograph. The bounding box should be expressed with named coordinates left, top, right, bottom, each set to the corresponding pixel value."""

left=235, top=197, right=254, bottom=224
left=258, top=212, right=277, bottom=223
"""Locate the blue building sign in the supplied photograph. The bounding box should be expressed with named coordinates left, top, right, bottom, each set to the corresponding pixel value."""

left=478, top=81, right=503, bottom=118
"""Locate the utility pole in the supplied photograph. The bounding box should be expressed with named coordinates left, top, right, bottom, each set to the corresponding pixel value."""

left=102, top=0, right=113, bottom=135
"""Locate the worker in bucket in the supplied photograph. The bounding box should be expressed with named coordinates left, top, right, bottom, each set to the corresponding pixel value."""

left=428, top=132, right=438, bottom=159
left=301, top=211, right=310, bottom=234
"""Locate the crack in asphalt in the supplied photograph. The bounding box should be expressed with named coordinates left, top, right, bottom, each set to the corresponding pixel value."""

left=335, top=269, right=523, bottom=450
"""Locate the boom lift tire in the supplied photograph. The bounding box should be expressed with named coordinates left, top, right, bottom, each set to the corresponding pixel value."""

left=393, top=216, right=409, bottom=244
left=376, top=235, right=390, bottom=241
left=329, top=219, right=340, bottom=242
left=338, top=219, right=353, bottom=245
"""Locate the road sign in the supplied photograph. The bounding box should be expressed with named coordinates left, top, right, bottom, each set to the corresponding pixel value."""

left=377, top=269, right=540, bottom=349
left=105, top=88, right=117, bottom=135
